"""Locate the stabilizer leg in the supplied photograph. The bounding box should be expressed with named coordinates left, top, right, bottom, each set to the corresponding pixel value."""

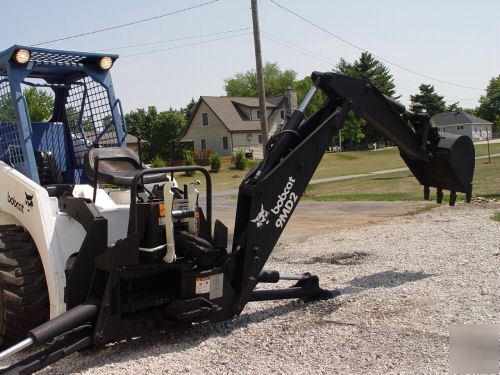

left=249, top=271, right=339, bottom=302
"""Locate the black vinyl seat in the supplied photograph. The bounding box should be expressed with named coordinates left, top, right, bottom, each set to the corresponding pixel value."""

left=84, top=147, right=168, bottom=187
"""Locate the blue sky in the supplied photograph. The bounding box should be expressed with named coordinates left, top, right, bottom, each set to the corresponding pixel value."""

left=1, top=0, right=498, bottom=112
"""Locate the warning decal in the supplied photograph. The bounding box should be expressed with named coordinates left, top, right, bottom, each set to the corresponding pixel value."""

left=195, top=277, right=210, bottom=294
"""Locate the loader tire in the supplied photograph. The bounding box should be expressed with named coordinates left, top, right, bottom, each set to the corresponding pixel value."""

left=0, top=225, right=49, bottom=348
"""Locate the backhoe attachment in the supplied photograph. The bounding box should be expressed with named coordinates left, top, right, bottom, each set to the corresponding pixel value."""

left=0, top=71, right=475, bottom=374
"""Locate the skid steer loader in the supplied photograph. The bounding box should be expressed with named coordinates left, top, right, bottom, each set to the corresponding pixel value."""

left=0, top=45, right=475, bottom=373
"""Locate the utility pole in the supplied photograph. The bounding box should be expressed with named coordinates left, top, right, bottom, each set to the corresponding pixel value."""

left=251, top=0, right=268, bottom=157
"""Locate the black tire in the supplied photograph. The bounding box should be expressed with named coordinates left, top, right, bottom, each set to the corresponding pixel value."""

left=0, top=225, right=49, bottom=347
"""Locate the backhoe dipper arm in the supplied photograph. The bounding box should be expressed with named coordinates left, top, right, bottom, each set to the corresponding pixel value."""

left=228, top=72, right=475, bottom=316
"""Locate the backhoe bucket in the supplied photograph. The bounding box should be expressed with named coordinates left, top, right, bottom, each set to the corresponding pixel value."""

left=401, top=132, right=475, bottom=200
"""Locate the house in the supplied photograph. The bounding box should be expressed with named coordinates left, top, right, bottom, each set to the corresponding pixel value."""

left=84, top=131, right=147, bottom=153
left=123, top=133, right=147, bottom=153
left=178, top=88, right=297, bottom=159
left=431, top=110, right=493, bottom=141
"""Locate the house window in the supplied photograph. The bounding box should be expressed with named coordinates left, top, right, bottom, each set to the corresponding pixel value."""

left=280, top=110, right=285, bottom=119
left=258, top=134, right=262, bottom=144
left=201, top=139, right=206, bottom=151
left=256, top=110, right=260, bottom=120
left=456, top=125, right=464, bottom=131
left=202, top=113, right=208, bottom=126
left=222, top=136, right=228, bottom=150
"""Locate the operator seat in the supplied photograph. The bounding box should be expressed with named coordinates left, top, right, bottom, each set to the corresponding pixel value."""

left=84, top=147, right=167, bottom=186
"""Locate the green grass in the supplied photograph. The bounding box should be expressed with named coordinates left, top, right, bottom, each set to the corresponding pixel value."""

left=492, top=212, right=500, bottom=222
left=305, top=160, right=499, bottom=202
left=171, top=142, right=500, bottom=194
left=335, top=153, right=358, bottom=161
left=307, top=193, right=420, bottom=201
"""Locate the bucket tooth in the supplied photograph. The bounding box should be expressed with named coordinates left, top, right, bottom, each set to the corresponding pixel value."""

left=423, top=185, right=430, bottom=200
left=449, top=190, right=457, bottom=206
left=436, top=188, right=443, bottom=204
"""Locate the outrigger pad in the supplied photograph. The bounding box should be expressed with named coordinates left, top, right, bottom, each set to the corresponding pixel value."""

left=84, top=147, right=167, bottom=186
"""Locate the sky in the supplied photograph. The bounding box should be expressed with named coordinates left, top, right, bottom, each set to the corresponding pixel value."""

left=1, top=0, right=499, bottom=113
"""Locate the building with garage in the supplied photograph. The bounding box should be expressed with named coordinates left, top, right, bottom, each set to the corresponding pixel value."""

left=431, top=110, right=493, bottom=141
left=178, top=88, right=297, bottom=159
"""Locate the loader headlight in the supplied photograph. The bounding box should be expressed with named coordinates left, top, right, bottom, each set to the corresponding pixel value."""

left=13, top=49, right=31, bottom=64
left=99, top=56, right=113, bottom=70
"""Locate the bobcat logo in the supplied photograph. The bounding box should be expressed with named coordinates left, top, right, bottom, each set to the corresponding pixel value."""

left=24, top=192, right=33, bottom=212
left=251, top=204, right=270, bottom=229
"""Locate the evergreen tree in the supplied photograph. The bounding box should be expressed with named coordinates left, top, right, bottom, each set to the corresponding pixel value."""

left=409, top=84, right=446, bottom=116
left=335, top=52, right=398, bottom=146
left=181, top=98, right=197, bottom=122
left=446, top=102, right=460, bottom=112
left=336, top=52, right=398, bottom=98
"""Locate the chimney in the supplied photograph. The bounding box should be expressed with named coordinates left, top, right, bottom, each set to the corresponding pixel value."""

left=284, top=86, right=297, bottom=116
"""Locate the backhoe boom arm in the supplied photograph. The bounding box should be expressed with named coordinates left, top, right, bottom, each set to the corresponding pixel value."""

left=229, top=72, right=475, bottom=315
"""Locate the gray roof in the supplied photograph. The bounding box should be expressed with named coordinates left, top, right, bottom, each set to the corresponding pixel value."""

left=176, top=95, right=285, bottom=136
left=201, top=96, right=284, bottom=132
left=431, top=110, right=492, bottom=126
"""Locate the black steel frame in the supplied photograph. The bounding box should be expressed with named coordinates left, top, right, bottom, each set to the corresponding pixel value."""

left=1, top=72, right=476, bottom=373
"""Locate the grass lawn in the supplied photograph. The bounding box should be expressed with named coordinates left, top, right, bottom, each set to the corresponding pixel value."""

left=170, top=143, right=500, bottom=194
left=493, top=212, right=500, bottom=222
left=305, top=159, right=500, bottom=202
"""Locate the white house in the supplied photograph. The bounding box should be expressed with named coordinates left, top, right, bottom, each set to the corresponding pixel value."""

left=431, top=110, right=493, bottom=141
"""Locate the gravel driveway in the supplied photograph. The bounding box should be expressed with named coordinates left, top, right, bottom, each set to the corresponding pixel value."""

left=5, top=202, right=499, bottom=374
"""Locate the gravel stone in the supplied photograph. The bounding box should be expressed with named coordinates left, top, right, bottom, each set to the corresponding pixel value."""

left=2, top=202, right=498, bottom=374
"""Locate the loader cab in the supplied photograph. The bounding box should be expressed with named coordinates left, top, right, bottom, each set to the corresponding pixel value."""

left=0, top=45, right=126, bottom=187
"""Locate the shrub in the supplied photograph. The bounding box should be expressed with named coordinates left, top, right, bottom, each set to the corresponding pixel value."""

left=210, top=153, right=221, bottom=173
left=234, top=149, right=246, bottom=170
left=183, top=150, right=195, bottom=176
left=151, top=155, right=165, bottom=168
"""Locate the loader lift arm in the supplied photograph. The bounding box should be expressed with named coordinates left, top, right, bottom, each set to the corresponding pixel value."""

left=0, top=72, right=475, bottom=373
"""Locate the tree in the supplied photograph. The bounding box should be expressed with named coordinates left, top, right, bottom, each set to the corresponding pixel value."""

left=181, top=98, right=197, bottom=122
left=125, top=106, right=186, bottom=160
left=446, top=102, right=460, bottom=112
left=475, top=75, right=500, bottom=132
left=336, top=52, right=398, bottom=98
left=23, top=87, right=54, bottom=122
left=0, top=87, right=54, bottom=122
left=0, top=93, right=15, bottom=122
left=293, top=76, right=325, bottom=117
left=224, top=62, right=297, bottom=97
left=334, top=52, right=398, bottom=146
left=409, top=84, right=446, bottom=116
left=150, top=109, right=185, bottom=159
left=342, top=112, right=366, bottom=147
left=125, top=107, right=156, bottom=139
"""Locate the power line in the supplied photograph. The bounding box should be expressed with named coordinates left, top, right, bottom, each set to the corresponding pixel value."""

left=30, top=0, right=220, bottom=47
left=120, top=32, right=252, bottom=58
left=93, top=27, right=251, bottom=53
left=262, top=31, right=336, bottom=66
left=269, top=0, right=485, bottom=91
left=261, top=31, right=480, bottom=104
